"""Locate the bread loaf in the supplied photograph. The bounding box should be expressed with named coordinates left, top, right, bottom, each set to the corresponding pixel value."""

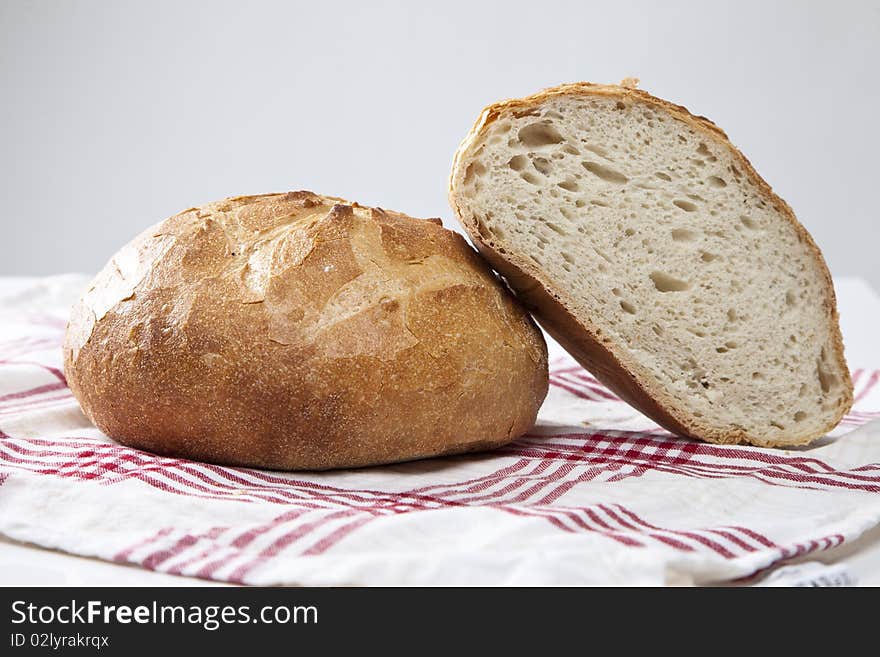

left=449, top=81, right=852, bottom=447
left=63, top=191, right=548, bottom=469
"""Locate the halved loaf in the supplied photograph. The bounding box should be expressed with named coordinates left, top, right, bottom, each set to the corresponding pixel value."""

left=449, top=81, right=852, bottom=447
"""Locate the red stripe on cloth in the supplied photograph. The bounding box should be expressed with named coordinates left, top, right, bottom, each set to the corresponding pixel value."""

left=501, top=460, right=580, bottom=504
left=301, top=516, right=377, bottom=556
left=559, top=371, right=621, bottom=401
left=555, top=505, right=641, bottom=544
left=113, top=527, right=174, bottom=562
left=409, top=458, right=533, bottom=497
left=851, top=369, right=864, bottom=387
left=551, top=372, right=620, bottom=402
left=0, top=393, right=73, bottom=416
left=451, top=459, right=566, bottom=505
left=548, top=376, right=604, bottom=402
left=534, top=465, right=619, bottom=505
left=0, top=360, right=66, bottom=383
left=141, top=527, right=227, bottom=571
left=228, top=509, right=365, bottom=583
left=501, top=505, right=577, bottom=534
left=509, top=433, right=880, bottom=487
left=597, top=505, right=697, bottom=553
left=704, top=528, right=759, bottom=552
left=855, top=370, right=880, bottom=403
left=1, top=436, right=426, bottom=508
left=740, top=532, right=846, bottom=583
left=0, top=382, right=68, bottom=403
left=0, top=337, right=60, bottom=359
left=191, top=509, right=315, bottom=579
left=608, top=505, right=738, bottom=558
left=725, top=526, right=778, bottom=549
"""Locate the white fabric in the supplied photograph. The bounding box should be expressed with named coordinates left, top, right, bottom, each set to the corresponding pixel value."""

left=0, top=274, right=878, bottom=585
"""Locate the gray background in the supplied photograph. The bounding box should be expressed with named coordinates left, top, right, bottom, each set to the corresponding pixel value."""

left=2, top=0, right=878, bottom=287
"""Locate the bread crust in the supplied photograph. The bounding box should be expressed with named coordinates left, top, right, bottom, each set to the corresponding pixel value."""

left=449, top=82, right=852, bottom=447
left=63, top=191, right=548, bottom=470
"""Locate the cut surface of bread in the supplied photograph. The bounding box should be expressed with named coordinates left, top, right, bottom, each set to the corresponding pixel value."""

left=450, top=81, right=852, bottom=447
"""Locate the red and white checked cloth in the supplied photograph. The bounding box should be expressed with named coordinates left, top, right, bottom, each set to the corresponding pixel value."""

left=1, top=274, right=879, bottom=586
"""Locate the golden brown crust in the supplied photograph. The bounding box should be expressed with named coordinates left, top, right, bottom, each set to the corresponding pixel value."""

left=449, top=81, right=852, bottom=447
left=63, top=191, right=548, bottom=470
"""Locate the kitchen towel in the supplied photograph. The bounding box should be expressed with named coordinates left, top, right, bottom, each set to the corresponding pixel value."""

left=1, top=274, right=878, bottom=585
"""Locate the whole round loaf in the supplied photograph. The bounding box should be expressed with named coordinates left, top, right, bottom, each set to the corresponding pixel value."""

left=63, top=191, right=548, bottom=470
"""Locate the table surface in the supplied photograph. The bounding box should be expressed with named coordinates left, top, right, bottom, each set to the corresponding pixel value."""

left=2, top=276, right=879, bottom=586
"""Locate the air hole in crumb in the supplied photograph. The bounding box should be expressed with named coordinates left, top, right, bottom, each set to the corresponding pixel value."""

left=696, top=143, right=711, bottom=157
left=650, top=271, right=690, bottom=292
left=590, top=199, right=609, bottom=207
left=798, top=383, right=808, bottom=397
left=583, top=144, right=610, bottom=158
left=615, top=101, right=626, bottom=110
left=545, top=222, right=567, bottom=236
left=816, top=356, right=837, bottom=393
left=531, top=157, right=552, bottom=175
left=707, top=176, right=727, bottom=188
left=785, top=290, right=796, bottom=306
left=611, top=288, right=622, bottom=297
left=582, top=161, right=628, bottom=184
left=594, top=247, right=612, bottom=262
left=624, top=228, right=635, bottom=236
left=725, top=341, right=738, bottom=349
left=559, top=207, right=573, bottom=220
left=701, top=252, right=719, bottom=262
left=620, top=300, right=637, bottom=314
left=558, top=179, right=579, bottom=192
left=575, top=199, right=586, bottom=208
left=740, top=216, right=759, bottom=230
left=561, top=251, right=575, bottom=265
left=727, top=309, right=738, bottom=322
left=563, top=144, right=581, bottom=155
left=518, top=122, right=564, bottom=147
left=752, top=372, right=764, bottom=380
left=655, top=171, right=672, bottom=181
left=521, top=172, right=540, bottom=185
left=673, top=199, right=698, bottom=212
left=652, top=324, right=664, bottom=337
left=794, top=411, right=807, bottom=422
left=671, top=228, right=698, bottom=242
left=770, top=421, right=785, bottom=430
left=463, top=161, right=485, bottom=184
